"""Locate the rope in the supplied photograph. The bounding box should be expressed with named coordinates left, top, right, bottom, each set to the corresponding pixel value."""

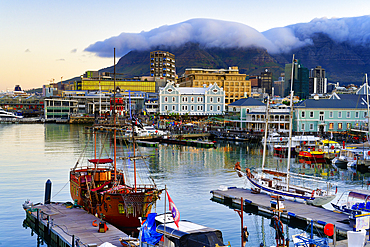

left=53, top=181, right=69, bottom=198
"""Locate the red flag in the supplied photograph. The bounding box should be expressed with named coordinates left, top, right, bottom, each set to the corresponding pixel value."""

left=166, top=191, right=180, bottom=228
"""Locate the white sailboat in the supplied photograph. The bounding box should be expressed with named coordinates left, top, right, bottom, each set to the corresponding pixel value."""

left=235, top=55, right=336, bottom=206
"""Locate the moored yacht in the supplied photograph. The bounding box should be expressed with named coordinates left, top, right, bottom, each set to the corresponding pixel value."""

left=0, top=107, right=23, bottom=119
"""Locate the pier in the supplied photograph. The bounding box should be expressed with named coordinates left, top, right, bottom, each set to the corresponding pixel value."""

left=211, top=187, right=352, bottom=238
left=24, top=202, right=132, bottom=247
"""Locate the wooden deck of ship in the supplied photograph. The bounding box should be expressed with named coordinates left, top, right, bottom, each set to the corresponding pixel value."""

left=211, top=187, right=353, bottom=238
left=24, top=202, right=133, bottom=247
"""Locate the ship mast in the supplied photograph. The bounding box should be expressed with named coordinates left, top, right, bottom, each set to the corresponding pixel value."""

left=113, top=48, right=117, bottom=184
left=286, top=54, right=295, bottom=191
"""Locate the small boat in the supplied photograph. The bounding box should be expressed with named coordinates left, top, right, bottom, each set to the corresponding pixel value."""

left=138, top=213, right=231, bottom=247
left=274, top=135, right=321, bottom=158
left=331, top=148, right=370, bottom=169
left=261, top=132, right=288, bottom=145
left=331, top=189, right=370, bottom=215
left=0, top=107, right=23, bottom=119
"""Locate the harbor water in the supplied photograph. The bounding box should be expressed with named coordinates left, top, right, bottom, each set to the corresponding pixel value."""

left=1, top=123, right=370, bottom=246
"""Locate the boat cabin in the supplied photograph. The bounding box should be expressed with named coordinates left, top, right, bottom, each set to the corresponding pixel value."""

left=152, top=213, right=228, bottom=247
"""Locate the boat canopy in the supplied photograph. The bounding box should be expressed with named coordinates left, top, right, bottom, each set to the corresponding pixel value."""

left=348, top=189, right=370, bottom=200
left=156, top=221, right=224, bottom=247
left=88, top=158, right=113, bottom=164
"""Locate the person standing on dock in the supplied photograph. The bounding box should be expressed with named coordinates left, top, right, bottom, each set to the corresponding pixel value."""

left=272, top=215, right=284, bottom=247
left=242, top=226, right=249, bottom=246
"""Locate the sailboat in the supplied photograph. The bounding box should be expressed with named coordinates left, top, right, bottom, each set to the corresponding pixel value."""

left=235, top=55, right=336, bottom=206
left=70, top=49, right=161, bottom=234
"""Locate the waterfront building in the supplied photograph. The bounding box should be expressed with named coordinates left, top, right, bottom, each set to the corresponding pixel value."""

left=0, top=93, right=44, bottom=117
left=284, top=60, right=309, bottom=99
left=150, top=50, right=176, bottom=84
left=76, top=71, right=158, bottom=93
left=227, top=97, right=290, bottom=132
left=177, top=66, right=251, bottom=105
left=159, top=83, right=225, bottom=116
left=294, top=95, right=368, bottom=134
left=309, top=66, right=327, bottom=95
left=44, top=98, right=78, bottom=121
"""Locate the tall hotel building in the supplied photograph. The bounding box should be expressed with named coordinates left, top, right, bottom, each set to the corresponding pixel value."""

left=150, top=51, right=176, bottom=83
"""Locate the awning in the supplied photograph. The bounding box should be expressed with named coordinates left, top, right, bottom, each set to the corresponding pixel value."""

left=88, top=158, right=113, bottom=164
left=91, top=181, right=111, bottom=192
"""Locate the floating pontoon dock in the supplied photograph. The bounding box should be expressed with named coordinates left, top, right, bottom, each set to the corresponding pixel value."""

left=211, top=187, right=353, bottom=238
left=24, top=202, right=132, bottom=247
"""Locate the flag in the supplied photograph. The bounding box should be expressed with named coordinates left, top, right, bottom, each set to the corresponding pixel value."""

left=166, top=191, right=180, bottom=229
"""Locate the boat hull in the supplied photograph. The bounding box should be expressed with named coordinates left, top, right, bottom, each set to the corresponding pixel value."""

left=244, top=172, right=335, bottom=206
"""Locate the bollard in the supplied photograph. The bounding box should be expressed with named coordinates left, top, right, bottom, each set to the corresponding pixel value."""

left=44, top=179, right=52, bottom=204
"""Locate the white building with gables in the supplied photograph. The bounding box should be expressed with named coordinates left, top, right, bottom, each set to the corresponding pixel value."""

left=159, top=83, right=225, bottom=116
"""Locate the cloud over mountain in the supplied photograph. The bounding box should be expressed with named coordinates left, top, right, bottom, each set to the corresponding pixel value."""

left=85, top=16, right=370, bottom=58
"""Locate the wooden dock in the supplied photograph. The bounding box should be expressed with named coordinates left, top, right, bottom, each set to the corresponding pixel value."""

left=211, top=187, right=353, bottom=238
left=24, top=202, right=132, bottom=247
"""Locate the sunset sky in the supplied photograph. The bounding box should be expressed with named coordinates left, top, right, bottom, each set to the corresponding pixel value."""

left=1, top=0, right=369, bottom=91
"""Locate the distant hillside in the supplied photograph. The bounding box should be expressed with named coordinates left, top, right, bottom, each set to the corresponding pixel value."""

left=99, top=37, right=370, bottom=85
left=100, top=42, right=284, bottom=81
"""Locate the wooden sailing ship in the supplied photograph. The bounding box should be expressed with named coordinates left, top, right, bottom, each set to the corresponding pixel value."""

left=70, top=48, right=161, bottom=234
left=69, top=122, right=161, bottom=233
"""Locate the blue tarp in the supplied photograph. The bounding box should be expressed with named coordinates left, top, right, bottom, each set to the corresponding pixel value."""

left=141, top=213, right=163, bottom=245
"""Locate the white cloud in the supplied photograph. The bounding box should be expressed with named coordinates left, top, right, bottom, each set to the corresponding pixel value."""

left=84, top=16, right=370, bottom=57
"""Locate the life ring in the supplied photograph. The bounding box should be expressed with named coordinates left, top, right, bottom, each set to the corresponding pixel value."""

left=318, top=149, right=322, bottom=152
left=92, top=220, right=98, bottom=227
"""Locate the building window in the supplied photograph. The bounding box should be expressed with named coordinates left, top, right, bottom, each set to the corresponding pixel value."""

left=329, top=123, right=334, bottom=129
left=301, top=123, right=305, bottom=131
left=217, top=97, right=221, bottom=102
left=338, top=111, right=342, bottom=118
left=310, top=111, right=314, bottom=118
left=197, top=105, right=203, bottom=111
left=347, top=111, right=350, bottom=118
left=164, top=105, right=168, bottom=111
left=191, top=97, right=194, bottom=102
left=355, top=111, right=359, bottom=118
left=217, top=105, right=220, bottom=111
left=210, top=105, right=213, bottom=111
left=347, top=123, right=351, bottom=129
left=364, top=111, right=367, bottom=118
left=172, top=97, right=175, bottom=102
left=309, top=123, right=314, bottom=130
left=301, top=111, right=305, bottom=118
left=164, top=97, right=168, bottom=102
left=172, top=105, right=175, bottom=111
left=329, top=111, right=333, bottom=118
left=191, top=105, right=194, bottom=111
left=338, top=123, right=343, bottom=129
left=210, top=97, right=213, bottom=103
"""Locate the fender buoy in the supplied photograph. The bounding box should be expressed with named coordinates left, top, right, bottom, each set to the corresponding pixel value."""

left=324, top=223, right=334, bottom=236
left=92, top=220, right=98, bottom=227
left=311, top=190, right=315, bottom=198
left=318, top=149, right=322, bottom=152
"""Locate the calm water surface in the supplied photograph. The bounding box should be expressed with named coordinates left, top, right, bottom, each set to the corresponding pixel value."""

left=1, top=124, right=369, bottom=246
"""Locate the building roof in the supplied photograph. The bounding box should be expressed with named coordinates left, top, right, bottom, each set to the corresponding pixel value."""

left=228, top=97, right=265, bottom=107
left=295, top=96, right=368, bottom=109
left=176, top=87, right=208, bottom=94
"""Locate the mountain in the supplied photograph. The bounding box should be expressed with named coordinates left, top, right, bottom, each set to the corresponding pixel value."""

left=87, top=17, right=370, bottom=86
left=100, top=37, right=370, bottom=85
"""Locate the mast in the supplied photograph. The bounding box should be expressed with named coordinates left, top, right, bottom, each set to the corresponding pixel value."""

left=99, top=72, right=101, bottom=118
left=366, top=73, right=369, bottom=142
left=262, top=96, right=270, bottom=170
left=286, top=54, right=295, bottom=190
left=113, top=48, right=117, bottom=184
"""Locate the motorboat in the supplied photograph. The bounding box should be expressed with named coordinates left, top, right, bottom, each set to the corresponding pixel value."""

left=331, top=189, right=370, bottom=215
left=134, top=213, right=230, bottom=247
left=274, top=135, right=321, bottom=158
left=331, top=148, right=370, bottom=169
left=298, top=140, right=341, bottom=164
left=261, top=131, right=288, bottom=145
left=125, top=124, right=167, bottom=137
left=0, top=107, right=23, bottom=119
